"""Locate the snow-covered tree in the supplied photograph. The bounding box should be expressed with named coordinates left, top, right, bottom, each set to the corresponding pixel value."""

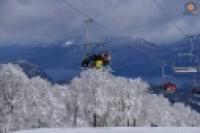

left=0, top=64, right=200, bottom=132
left=0, top=64, right=71, bottom=131
left=69, top=69, right=200, bottom=127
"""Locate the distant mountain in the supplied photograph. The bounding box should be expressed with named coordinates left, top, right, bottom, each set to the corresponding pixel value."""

left=0, top=35, right=199, bottom=83
left=14, top=59, right=52, bottom=82
left=167, top=34, right=200, bottom=54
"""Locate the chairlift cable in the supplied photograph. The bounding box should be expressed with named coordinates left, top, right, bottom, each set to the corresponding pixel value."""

left=62, top=0, right=120, bottom=37
left=151, top=0, right=187, bottom=36
left=62, top=0, right=90, bottom=19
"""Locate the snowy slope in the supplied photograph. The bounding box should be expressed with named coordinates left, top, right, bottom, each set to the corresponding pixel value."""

left=14, top=127, right=200, bottom=133
left=0, top=64, right=200, bottom=132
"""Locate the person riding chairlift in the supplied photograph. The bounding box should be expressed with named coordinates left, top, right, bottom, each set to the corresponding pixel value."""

left=81, top=51, right=111, bottom=69
left=81, top=53, right=91, bottom=68
left=101, top=51, right=111, bottom=67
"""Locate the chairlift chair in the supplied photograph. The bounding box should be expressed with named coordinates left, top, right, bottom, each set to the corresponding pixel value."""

left=173, top=53, right=198, bottom=73
left=161, top=64, right=176, bottom=93
left=173, top=36, right=198, bottom=73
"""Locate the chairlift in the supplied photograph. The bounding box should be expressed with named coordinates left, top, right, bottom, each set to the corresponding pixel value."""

left=161, top=64, right=176, bottom=93
left=173, top=55, right=198, bottom=73
left=81, top=18, right=112, bottom=69
left=173, top=36, right=198, bottom=73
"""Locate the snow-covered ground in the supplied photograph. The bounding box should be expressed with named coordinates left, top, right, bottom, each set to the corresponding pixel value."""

left=14, top=128, right=200, bottom=133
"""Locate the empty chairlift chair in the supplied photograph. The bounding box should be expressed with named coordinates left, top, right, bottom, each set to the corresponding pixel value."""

left=173, top=35, right=198, bottom=73
left=173, top=53, right=198, bottom=73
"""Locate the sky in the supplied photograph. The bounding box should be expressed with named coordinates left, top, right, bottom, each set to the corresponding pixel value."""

left=0, top=0, right=200, bottom=45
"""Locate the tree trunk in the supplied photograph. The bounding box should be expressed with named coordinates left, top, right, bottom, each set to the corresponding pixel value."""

left=133, top=118, right=136, bottom=127
left=127, top=119, right=130, bottom=127
left=93, top=113, right=97, bottom=127
left=73, top=97, right=78, bottom=127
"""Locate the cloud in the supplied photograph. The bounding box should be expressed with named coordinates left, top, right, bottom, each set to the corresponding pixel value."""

left=0, top=0, right=200, bottom=45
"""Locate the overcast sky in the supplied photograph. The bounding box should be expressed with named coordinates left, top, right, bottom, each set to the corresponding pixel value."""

left=0, top=0, right=200, bottom=45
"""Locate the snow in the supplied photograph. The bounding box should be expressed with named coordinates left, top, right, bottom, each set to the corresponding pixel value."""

left=0, top=64, right=199, bottom=132
left=64, top=41, right=73, bottom=47
left=14, top=127, right=200, bottom=133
